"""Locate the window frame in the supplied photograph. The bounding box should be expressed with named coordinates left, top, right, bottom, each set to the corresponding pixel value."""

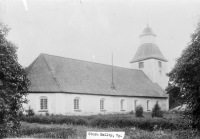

left=147, top=100, right=151, bottom=111
left=120, top=99, right=125, bottom=111
left=139, top=62, right=144, bottom=69
left=74, top=97, right=81, bottom=111
left=39, top=96, right=48, bottom=112
left=100, top=98, right=106, bottom=111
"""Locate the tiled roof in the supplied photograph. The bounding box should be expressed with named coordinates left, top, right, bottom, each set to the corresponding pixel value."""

left=130, top=43, right=168, bottom=63
left=139, top=25, right=156, bottom=37
left=27, top=53, right=168, bottom=98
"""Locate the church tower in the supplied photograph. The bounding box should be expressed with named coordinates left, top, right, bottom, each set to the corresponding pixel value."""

left=130, top=25, right=168, bottom=90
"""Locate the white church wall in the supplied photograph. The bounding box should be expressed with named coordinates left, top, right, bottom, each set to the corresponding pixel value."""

left=131, top=59, right=168, bottom=90
left=24, top=93, right=169, bottom=115
left=131, top=59, right=154, bottom=81
left=55, top=93, right=66, bottom=114
left=152, top=59, right=169, bottom=90
left=23, top=93, right=57, bottom=115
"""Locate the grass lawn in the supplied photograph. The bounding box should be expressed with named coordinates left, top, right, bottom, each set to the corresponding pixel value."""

left=16, top=121, right=199, bottom=139
left=11, top=112, right=199, bottom=138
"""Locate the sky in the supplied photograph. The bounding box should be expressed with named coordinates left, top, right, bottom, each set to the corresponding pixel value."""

left=0, top=0, right=200, bottom=72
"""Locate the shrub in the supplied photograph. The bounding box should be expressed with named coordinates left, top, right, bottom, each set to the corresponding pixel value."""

left=18, top=111, right=25, bottom=120
left=152, top=103, right=163, bottom=118
left=18, top=125, right=77, bottom=138
left=23, top=114, right=190, bottom=131
left=34, top=127, right=77, bottom=138
left=76, top=118, right=89, bottom=126
left=129, top=110, right=134, bottom=114
left=25, top=107, right=35, bottom=117
left=135, top=105, right=144, bottom=117
left=45, top=112, right=50, bottom=116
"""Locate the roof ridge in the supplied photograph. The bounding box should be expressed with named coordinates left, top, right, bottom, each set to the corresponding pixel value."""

left=42, top=55, right=63, bottom=92
left=28, top=91, right=168, bottom=98
left=27, top=54, right=41, bottom=76
left=41, top=53, right=143, bottom=72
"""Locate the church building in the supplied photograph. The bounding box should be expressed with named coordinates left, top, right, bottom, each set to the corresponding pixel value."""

left=24, top=25, right=169, bottom=115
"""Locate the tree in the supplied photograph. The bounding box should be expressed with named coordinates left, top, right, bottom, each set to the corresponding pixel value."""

left=165, top=83, right=182, bottom=109
left=167, top=19, right=200, bottom=130
left=0, top=23, right=30, bottom=137
left=152, top=103, right=163, bottom=118
left=135, top=105, right=144, bottom=117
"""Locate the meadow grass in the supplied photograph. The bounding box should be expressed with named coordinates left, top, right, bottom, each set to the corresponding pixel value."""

left=14, top=112, right=199, bottom=139
left=17, top=122, right=199, bottom=139
left=22, top=112, right=186, bottom=130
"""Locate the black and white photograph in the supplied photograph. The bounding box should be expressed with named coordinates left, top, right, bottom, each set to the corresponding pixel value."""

left=0, top=0, right=200, bottom=138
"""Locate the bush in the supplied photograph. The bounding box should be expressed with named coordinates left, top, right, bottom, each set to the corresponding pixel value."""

left=23, top=114, right=190, bottom=131
left=135, top=105, right=144, bottom=117
left=25, top=107, right=35, bottom=117
left=18, top=126, right=77, bottom=138
left=18, top=111, right=25, bottom=120
left=152, top=103, right=163, bottom=118
left=33, top=127, right=77, bottom=138
left=45, top=112, right=49, bottom=116
left=23, top=115, right=90, bottom=126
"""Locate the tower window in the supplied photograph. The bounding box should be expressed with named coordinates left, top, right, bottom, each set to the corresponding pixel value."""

left=139, top=62, right=144, bottom=69
left=158, top=61, right=162, bottom=68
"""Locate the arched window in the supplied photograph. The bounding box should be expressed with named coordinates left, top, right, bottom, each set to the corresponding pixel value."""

left=40, top=96, right=48, bottom=110
left=121, top=99, right=125, bottom=110
left=100, top=98, right=105, bottom=110
left=147, top=100, right=150, bottom=111
left=74, top=97, right=80, bottom=110
left=134, top=99, right=138, bottom=110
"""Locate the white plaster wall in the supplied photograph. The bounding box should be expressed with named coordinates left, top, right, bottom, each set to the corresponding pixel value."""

left=23, top=93, right=57, bottom=115
left=140, top=35, right=156, bottom=44
left=131, top=60, right=154, bottom=82
left=24, top=93, right=168, bottom=115
left=131, top=59, right=168, bottom=90
left=152, top=60, right=169, bottom=90
left=56, top=93, right=66, bottom=114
